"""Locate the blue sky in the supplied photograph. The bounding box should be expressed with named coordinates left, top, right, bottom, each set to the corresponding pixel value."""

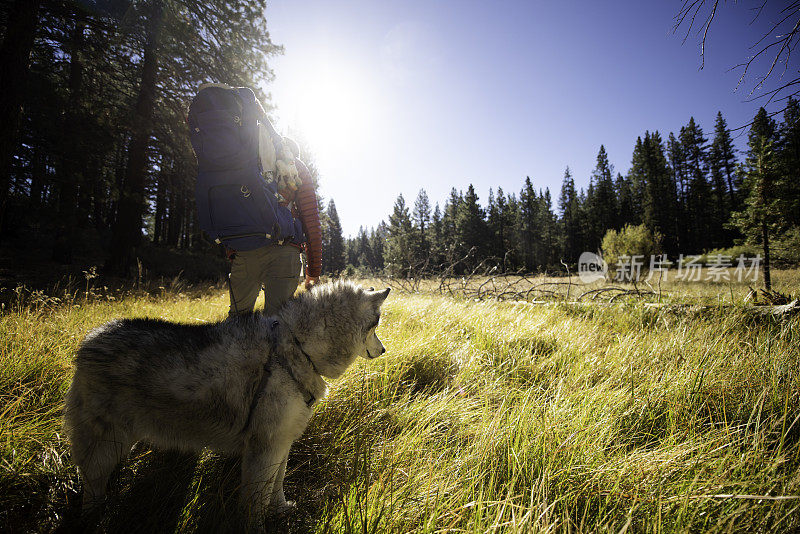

left=264, top=1, right=787, bottom=236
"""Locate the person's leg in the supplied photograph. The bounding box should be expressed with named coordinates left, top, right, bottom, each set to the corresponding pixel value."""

left=228, top=247, right=268, bottom=315
left=261, top=245, right=301, bottom=316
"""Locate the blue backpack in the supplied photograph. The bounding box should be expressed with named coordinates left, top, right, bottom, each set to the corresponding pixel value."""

left=188, top=85, right=304, bottom=251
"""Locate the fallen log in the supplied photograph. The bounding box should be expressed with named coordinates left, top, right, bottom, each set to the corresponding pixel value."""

left=506, top=299, right=800, bottom=317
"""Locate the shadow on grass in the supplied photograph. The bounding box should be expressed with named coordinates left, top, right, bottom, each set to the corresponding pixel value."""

left=286, top=433, right=383, bottom=534
left=51, top=448, right=244, bottom=534
left=102, top=449, right=202, bottom=533
left=50, top=442, right=363, bottom=533
left=399, top=352, right=458, bottom=395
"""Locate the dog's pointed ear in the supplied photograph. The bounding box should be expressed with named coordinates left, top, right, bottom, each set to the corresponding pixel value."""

left=373, top=287, right=390, bottom=303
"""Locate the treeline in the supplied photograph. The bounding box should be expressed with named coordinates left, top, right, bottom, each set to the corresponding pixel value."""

left=4, top=3, right=798, bottom=280
left=343, top=105, right=800, bottom=275
left=0, top=0, right=284, bottom=275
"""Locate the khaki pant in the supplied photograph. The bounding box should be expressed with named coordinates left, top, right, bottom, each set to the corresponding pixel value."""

left=228, top=244, right=301, bottom=316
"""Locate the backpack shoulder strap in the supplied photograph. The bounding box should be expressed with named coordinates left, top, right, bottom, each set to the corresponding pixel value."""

left=233, top=87, right=280, bottom=135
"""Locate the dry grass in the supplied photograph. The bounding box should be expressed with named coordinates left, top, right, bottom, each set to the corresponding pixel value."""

left=1, top=274, right=800, bottom=532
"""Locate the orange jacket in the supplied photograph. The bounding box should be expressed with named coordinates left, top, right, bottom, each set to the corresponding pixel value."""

left=279, top=158, right=322, bottom=278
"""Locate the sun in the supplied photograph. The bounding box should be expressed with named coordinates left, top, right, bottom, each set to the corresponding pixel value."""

left=277, top=62, right=376, bottom=166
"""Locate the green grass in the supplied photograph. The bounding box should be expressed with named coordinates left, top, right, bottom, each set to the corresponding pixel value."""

left=2, top=275, right=800, bottom=532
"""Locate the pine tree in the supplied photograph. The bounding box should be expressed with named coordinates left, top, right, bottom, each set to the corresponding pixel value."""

left=731, top=135, right=779, bottom=290
left=778, top=98, right=800, bottom=228
left=345, top=237, right=358, bottom=268
left=707, top=112, right=739, bottom=246
left=430, top=203, right=444, bottom=267
left=627, top=136, right=647, bottom=225
left=519, top=177, right=539, bottom=269
left=440, top=188, right=462, bottom=262
left=505, top=192, right=522, bottom=269
left=456, top=184, right=488, bottom=261
left=558, top=167, right=582, bottom=263
left=50, top=16, right=89, bottom=263
left=0, top=0, right=43, bottom=228
left=386, top=194, right=413, bottom=275
left=370, top=223, right=387, bottom=271
left=750, top=106, right=779, bottom=144
left=667, top=131, right=689, bottom=251
left=486, top=187, right=513, bottom=265
left=412, top=189, right=431, bottom=265
left=709, top=111, right=738, bottom=209
left=731, top=107, right=779, bottom=289
left=1, top=0, right=283, bottom=270
left=641, top=131, right=678, bottom=253
left=577, top=187, right=594, bottom=254
left=585, top=145, right=618, bottom=249
left=487, top=188, right=499, bottom=258
left=499, top=188, right=515, bottom=266
left=681, top=117, right=712, bottom=252
left=105, top=0, right=167, bottom=275
left=325, top=200, right=346, bottom=273
left=356, top=226, right=373, bottom=270
left=539, top=188, right=558, bottom=267
left=614, top=173, right=635, bottom=229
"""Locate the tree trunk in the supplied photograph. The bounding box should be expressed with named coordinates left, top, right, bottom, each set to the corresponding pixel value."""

left=29, top=150, right=45, bottom=212
left=725, top=166, right=736, bottom=209
left=153, top=166, right=167, bottom=245
left=105, top=0, right=165, bottom=275
left=762, top=220, right=771, bottom=291
left=166, top=178, right=178, bottom=246
left=92, top=171, right=105, bottom=229
left=190, top=203, right=202, bottom=251
left=174, top=181, right=186, bottom=247
left=109, top=140, right=128, bottom=228
left=0, top=0, right=42, bottom=231
left=53, top=20, right=86, bottom=263
left=77, top=158, right=95, bottom=226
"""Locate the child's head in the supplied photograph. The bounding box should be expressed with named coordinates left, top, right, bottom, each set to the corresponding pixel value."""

left=283, top=137, right=300, bottom=159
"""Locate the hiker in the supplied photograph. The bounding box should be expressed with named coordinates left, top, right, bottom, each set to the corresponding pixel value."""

left=188, top=84, right=321, bottom=315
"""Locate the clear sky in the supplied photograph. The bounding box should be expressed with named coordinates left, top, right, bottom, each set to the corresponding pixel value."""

left=263, top=1, right=788, bottom=237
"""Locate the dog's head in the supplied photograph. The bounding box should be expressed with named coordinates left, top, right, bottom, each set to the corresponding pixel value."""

left=362, top=287, right=390, bottom=359
left=279, top=282, right=391, bottom=378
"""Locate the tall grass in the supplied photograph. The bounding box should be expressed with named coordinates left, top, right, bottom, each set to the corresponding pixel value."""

left=1, top=276, right=799, bottom=532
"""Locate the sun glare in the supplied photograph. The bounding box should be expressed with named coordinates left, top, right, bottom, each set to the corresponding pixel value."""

left=278, top=63, right=376, bottom=167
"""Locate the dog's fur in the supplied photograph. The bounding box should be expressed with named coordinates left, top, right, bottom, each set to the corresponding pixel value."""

left=64, top=281, right=390, bottom=521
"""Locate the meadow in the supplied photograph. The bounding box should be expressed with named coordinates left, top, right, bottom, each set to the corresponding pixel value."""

left=1, top=271, right=800, bottom=533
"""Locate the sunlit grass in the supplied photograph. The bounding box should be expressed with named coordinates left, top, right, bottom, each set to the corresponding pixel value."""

left=1, top=276, right=799, bottom=532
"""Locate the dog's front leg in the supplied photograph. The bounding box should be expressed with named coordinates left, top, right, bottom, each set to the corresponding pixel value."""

left=240, top=447, right=273, bottom=527
left=241, top=443, right=292, bottom=522
left=268, top=448, right=294, bottom=513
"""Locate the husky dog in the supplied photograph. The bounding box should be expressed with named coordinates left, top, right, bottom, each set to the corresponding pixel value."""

left=64, top=281, right=390, bottom=522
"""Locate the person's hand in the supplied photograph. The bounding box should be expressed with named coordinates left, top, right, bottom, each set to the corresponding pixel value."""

left=304, top=276, right=319, bottom=290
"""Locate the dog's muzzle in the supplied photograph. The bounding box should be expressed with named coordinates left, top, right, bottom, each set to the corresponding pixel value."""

left=365, top=330, right=386, bottom=359
left=366, top=346, right=386, bottom=359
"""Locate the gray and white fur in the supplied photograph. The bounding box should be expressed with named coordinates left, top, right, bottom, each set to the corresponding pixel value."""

left=64, top=281, right=390, bottom=523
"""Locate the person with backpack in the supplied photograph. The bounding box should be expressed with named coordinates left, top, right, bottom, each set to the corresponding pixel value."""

left=188, top=84, right=322, bottom=315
